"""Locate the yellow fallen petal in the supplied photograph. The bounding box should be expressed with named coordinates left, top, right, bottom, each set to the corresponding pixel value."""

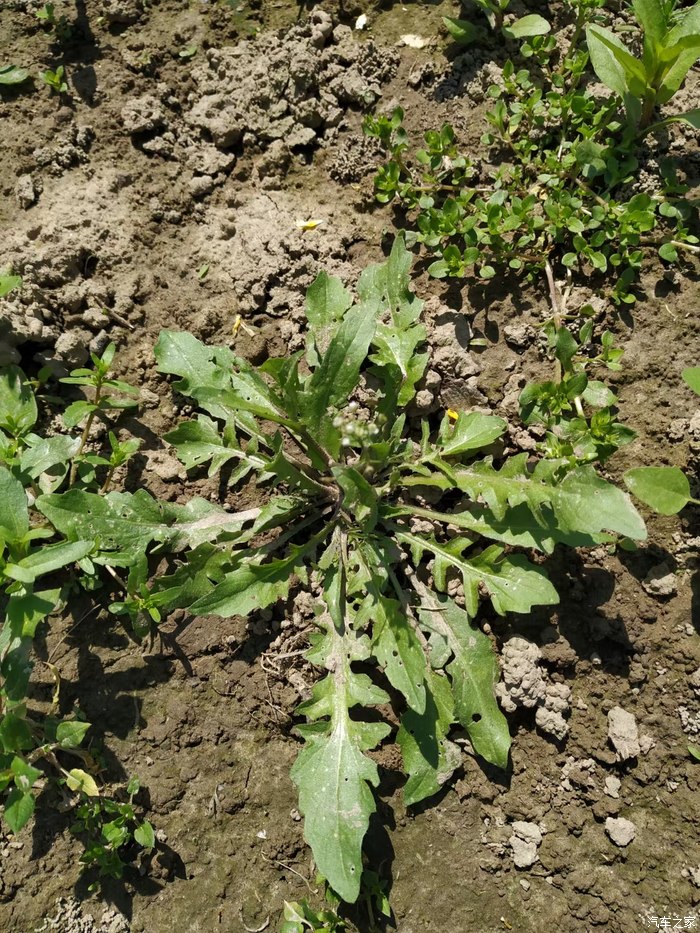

left=295, top=218, right=325, bottom=231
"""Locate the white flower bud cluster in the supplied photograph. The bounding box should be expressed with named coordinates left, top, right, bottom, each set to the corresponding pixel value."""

left=332, top=402, right=381, bottom=449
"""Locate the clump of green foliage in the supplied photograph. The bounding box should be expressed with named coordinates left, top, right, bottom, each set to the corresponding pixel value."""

left=27, top=239, right=648, bottom=902
left=587, top=0, right=700, bottom=131
left=40, top=65, right=68, bottom=94
left=0, top=342, right=151, bottom=883
left=70, top=776, right=155, bottom=889
left=36, top=3, right=73, bottom=42
left=2, top=245, right=679, bottom=905
left=365, top=1, right=699, bottom=303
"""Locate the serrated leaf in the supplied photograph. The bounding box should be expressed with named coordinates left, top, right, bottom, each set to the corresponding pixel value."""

left=418, top=593, right=510, bottom=768
left=358, top=238, right=427, bottom=405
left=358, top=236, right=422, bottom=326
left=0, top=366, right=37, bottom=436
left=624, top=466, right=691, bottom=515
left=19, top=434, right=80, bottom=486
left=446, top=455, right=647, bottom=541
left=164, top=415, right=247, bottom=476
left=4, top=789, right=35, bottom=834
left=397, top=531, right=558, bottom=617
left=305, top=271, right=353, bottom=366
left=292, top=623, right=391, bottom=903
left=153, top=331, right=236, bottom=397
left=36, top=489, right=249, bottom=565
left=303, top=305, right=377, bottom=457
left=397, top=670, right=459, bottom=805
left=189, top=546, right=309, bottom=617
left=0, top=465, right=29, bottom=541
left=437, top=411, right=506, bottom=458
left=370, top=595, right=427, bottom=713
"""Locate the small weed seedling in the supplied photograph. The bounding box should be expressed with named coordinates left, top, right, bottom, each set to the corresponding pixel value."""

left=70, top=776, right=155, bottom=889
left=0, top=271, right=22, bottom=297
left=587, top=0, right=700, bottom=131
left=444, top=0, right=550, bottom=45
left=36, top=3, right=73, bottom=42
left=40, top=65, right=68, bottom=95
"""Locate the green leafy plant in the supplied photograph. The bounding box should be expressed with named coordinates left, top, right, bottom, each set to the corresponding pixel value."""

left=40, top=65, right=68, bottom=94
left=444, top=0, right=550, bottom=46
left=23, top=239, right=647, bottom=903
left=282, top=883, right=346, bottom=933
left=59, top=342, right=140, bottom=485
left=0, top=348, right=143, bottom=835
left=624, top=367, right=700, bottom=514
left=365, top=14, right=699, bottom=304
left=0, top=65, right=30, bottom=86
left=586, top=0, right=700, bottom=130
left=36, top=3, right=73, bottom=42
left=70, top=775, right=156, bottom=889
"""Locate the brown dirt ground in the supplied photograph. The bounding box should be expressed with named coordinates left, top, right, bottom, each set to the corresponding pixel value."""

left=0, top=1, right=699, bottom=931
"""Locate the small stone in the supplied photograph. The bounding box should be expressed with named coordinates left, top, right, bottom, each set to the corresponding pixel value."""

left=607, top=706, right=640, bottom=761
left=604, top=775, right=621, bottom=799
left=512, top=821, right=542, bottom=846
left=15, top=174, right=38, bottom=209
left=503, top=322, right=534, bottom=350
left=642, top=561, right=678, bottom=597
left=509, top=821, right=542, bottom=868
left=510, top=836, right=538, bottom=868
left=605, top=817, right=635, bottom=847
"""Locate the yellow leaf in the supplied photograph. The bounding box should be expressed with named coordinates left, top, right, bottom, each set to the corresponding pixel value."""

left=66, top=768, right=99, bottom=797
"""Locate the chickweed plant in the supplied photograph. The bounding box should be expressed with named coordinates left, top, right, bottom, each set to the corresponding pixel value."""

left=365, top=1, right=699, bottom=304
